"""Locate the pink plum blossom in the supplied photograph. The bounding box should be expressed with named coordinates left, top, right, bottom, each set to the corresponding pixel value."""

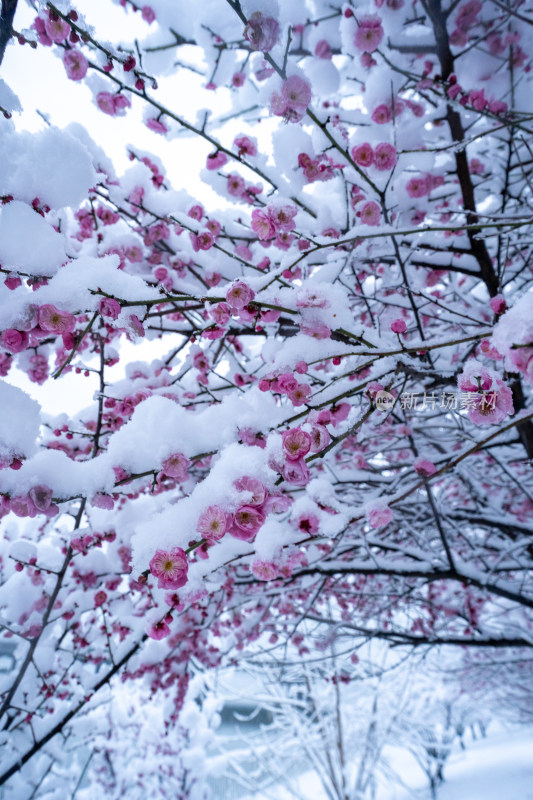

left=251, top=209, right=276, bottom=240
left=351, top=143, right=374, bottom=167
left=234, top=135, right=257, bottom=157
left=230, top=505, right=265, bottom=540
left=251, top=559, right=279, bottom=580
left=99, top=298, right=121, bottom=319
left=226, top=281, right=255, bottom=309
left=271, top=75, right=312, bottom=123
left=44, top=15, right=70, bottom=43
left=206, top=151, right=228, bottom=170
left=268, top=203, right=297, bottom=232
left=149, top=547, right=188, bottom=589
left=146, top=118, right=168, bottom=134
left=227, top=173, right=246, bottom=197
left=148, top=619, right=171, bottom=640
left=142, top=6, right=156, bottom=24
left=391, top=318, right=407, bottom=333
left=1, top=329, right=28, bottom=353
left=234, top=476, right=266, bottom=506
left=371, top=104, right=392, bottom=124
left=354, top=16, right=384, bottom=53
left=413, top=458, right=437, bottom=477
left=197, top=505, right=228, bottom=542
left=63, top=50, right=89, bottom=81
left=300, top=320, right=331, bottom=339
left=28, top=485, right=53, bottom=513
left=287, top=383, right=312, bottom=407
left=38, top=305, right=76, bottom=334
left=374, top=142, right=397, bottom=171
left=367, top=503, right=393, bottom=528
left=282, top=457, right=311, bottom=486
left=458, top=361, right=514, bottom=425
left=161, top=452, right=190, bottom=480
left=293, top=512, right=320, bottom=535
left=406, top=175, right=431, bottom=198
left=244, top=12, right=280, bottom=52
left=282, top=428, right=312, bottom=460
left=96, top=92, right=131, bottom=116
left=309, top=424, right=331, bottom=452
left=359, top=201, right=381, bottom=226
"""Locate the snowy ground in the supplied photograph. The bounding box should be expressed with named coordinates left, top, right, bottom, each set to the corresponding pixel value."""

left=382, top=727, right=533, bottom=800
left=215, top=726, right=533, bottom=800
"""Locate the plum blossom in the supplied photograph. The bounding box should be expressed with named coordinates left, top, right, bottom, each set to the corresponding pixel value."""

left=146, top=118, right=168, bottom=134
left=300, top=320, right=331, bottom=339
left=1, top=329, right=28, bottom=353
left=234, top=476, right=266, bottom=506
left=148, top=619, right=171, bottom=640
left=230, top=506, right=265, bottom=541
left=251, top=559, right=279, bottom=581
left=96, top=92, right=131, bottom=116
left=413, top=458, right=437, bottom=477
left=28, top=485, right=54, bottom=513
left=197, top=505, right=228, bottom=542
left=366, top=502, right=393, bottom=528
left=354, top=16, right=384, bottom=53
left=99, top=298, right=121, bottom=319
left=282, top=428, right=312, bottom=460
left=371, top=104, right=392, bottom=124
left=391, top=318, right=407, bottom=333
left=38, top=305, right=76, bottom=334
left=268, top=202, right=297, bottom=232
left=44, top=14, right=70, bottom=43
left=406, top=175, right=431, bottom=198
left=149, top=547, right=188, bottom=589
left=142, top=6, right=156, bottom=24
left=293, top=512, right=320, bottom=535
left=351, top=143, right=374, bottom=167
left=309, top=424, right=330, bottom=452
left=359, top=201, right=381, bottom=226
left=234, top=135, right=257, bottom=157
left=63, top=50, right=89, bottom=81
left=271, top=75, right=312, bottom=123
left=226, top=281, right=255, bottom=309
left=374, top=143, right=397, bottom=171
left=282, top=457, right=311, bottom=486
left=251, top=208, right=276, bottom=240
left=244, top=12, right=280, bottom=52
left=227, top=172, right=246, bottom=197
left=458, top=361, right=514, bottom=425
left=161, top=452, right=190, bottom=480
left=206, top=151, right=228, bottom=170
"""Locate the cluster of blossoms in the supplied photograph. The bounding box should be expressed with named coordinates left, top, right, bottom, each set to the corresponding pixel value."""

left=447, top=79, right=508, bottom=115
left=298, top=152, right=343, bottom=183
left=491, top=293, right=533, bottom=385
left=96, top=91, right=131, bottom=117
left=225, top=172, right=263, bottom=203
left=270, top=75, right=312, bottom=123
left=351, top=142, right=397, bottom=171
left=1, top=304, right=76, bottom=354
left=189, top=218, right=221, bottom=254
left=259, top=367, right=312, bottom=408
left=0, top=485, right=58, bottom=520
left=251, top=201, right=298, bottom=242
left=371, top=95, right=424, bottom=124
left=406, top=172, right=445, bottom=198
left=458, top=361, right=514, bottom=426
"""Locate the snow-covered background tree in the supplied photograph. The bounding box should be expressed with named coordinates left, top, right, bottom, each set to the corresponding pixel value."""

left=0, top=0, right=532, bottom=795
